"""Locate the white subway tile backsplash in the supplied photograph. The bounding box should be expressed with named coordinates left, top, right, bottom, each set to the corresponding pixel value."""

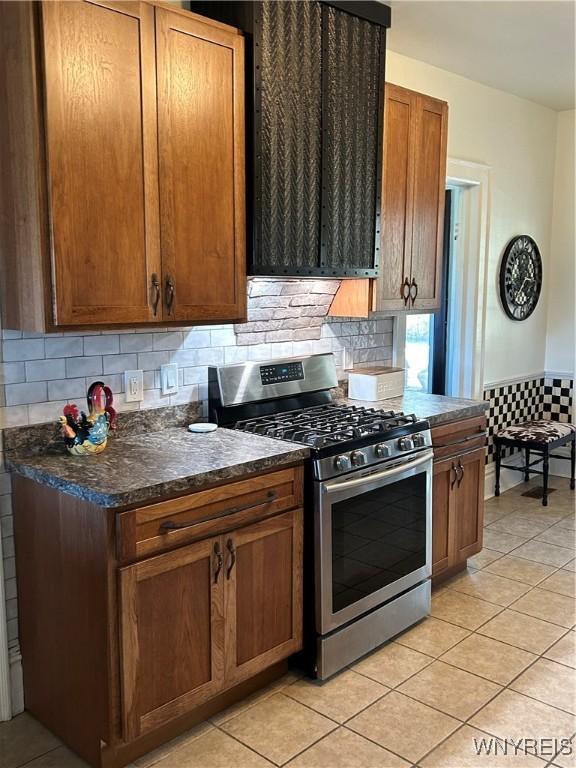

left=120, top=334, right=154, bottom=353
left=83, top=335, right=120, bottom=356
left=47, top=378, right=87, bottom=401
left=3, top=339, right=45, bottom=362
left=182, top=330, right=211, bottom=348
left=0, top=406, right=29, bottom=429
left=28, top=400, right=68, bottom=425
left=45, top=337, right=83, bottom=358
left=25, top=359, right=66, bottom=382
left=153, top=332, right=184, bottom=351
left=0, top=362, right=26, bottom=385
left=5, top=382, right=48, bottom=406
left=137, top=351, right=171, bottom=370
left=65, top=356, right=103, bottom=378
left=103, top=354, right=138, bottom=375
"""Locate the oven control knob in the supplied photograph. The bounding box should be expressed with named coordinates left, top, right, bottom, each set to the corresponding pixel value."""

left=398, top=437, right=415, bottom=451
left=350, top=450, right=367, bottom=466
left=374, top=443, right=390, bottom=459
left=334, top=454, right=351, bottom=472
left=413, top=433, right=426, bottom=448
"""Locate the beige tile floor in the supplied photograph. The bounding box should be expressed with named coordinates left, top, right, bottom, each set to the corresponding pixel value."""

left=2, top=476, right=575, bottom=768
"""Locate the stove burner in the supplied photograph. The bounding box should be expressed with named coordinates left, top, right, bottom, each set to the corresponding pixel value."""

left=234, top=404, right=418, bottom=450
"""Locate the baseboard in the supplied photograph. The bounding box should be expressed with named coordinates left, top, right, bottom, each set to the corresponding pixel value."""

left=484, top=453, right=525, bottom=499
left=9, top=647, right=23, bottom=717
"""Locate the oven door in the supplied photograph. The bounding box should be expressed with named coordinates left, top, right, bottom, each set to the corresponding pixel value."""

left=315, top=449, right=433, bottom=635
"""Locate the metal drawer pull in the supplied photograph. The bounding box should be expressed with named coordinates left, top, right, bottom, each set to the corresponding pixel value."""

left=165, top=276, right=175, bottom=316
left=402, top=277, right=411, bottom=306
left=432, top=432, right=484, bottom=449
left=159, top=490, right=278, bottom=532
left=410, top=278, right=418, bottom=306
left=457, top=460, right=465, bottom=487
left=213, top=542, right=223, bottom=584
left=151, top=273, right=160, bottom=316
left=226, top=538, right=236, bottom=579
left=450, top=462, right=458, bottom=490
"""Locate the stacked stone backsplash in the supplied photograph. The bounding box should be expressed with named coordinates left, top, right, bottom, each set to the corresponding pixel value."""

left=0, top=277, right=394, bottom=709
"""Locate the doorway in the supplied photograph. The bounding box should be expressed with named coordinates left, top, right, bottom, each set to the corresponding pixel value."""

left=403, top=159, right=491, bottom=401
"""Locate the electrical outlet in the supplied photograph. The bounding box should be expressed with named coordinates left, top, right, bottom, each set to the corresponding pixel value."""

left=124, top=370, right=144, bottom=402
left=161, top=363, right=179, bottom=395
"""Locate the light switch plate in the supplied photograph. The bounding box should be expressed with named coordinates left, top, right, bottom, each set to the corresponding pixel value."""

left=124, top=370, right=144, bottom=402
left=161, top=363, right=179, bottom=395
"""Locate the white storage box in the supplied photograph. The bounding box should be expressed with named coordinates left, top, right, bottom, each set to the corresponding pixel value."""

left=347, top=367, right=405, bottom=401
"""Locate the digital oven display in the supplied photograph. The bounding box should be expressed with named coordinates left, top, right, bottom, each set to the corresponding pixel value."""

left=260, top=361, right=304, bottom=386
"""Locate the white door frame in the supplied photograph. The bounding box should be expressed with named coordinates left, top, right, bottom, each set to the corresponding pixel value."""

left=445, top=158, right=492, bottom=401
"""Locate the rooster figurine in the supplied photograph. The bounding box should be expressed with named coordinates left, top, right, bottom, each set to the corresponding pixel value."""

left=59, top=381, right=117, bottom=456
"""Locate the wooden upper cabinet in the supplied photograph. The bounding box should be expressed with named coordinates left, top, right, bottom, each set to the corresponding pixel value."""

left=41, top=1, right=161, bottom=326
left=376, top=84, right=415, bottom=312
left=329, top=82, right=448, bottom=318
left=0, top=1, right=245, bottom=331
left=156, top=8, right=246, bottom=323
left=374, top=84, right=448, bottom=312
left=119, top=536, right=225, bottom=740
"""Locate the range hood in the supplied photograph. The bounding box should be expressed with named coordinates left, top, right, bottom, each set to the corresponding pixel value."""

left=191, top=1, right=391, bottom=278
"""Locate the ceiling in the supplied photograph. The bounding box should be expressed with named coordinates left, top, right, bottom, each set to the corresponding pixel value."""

left=386, top=1, right=575, bottom=111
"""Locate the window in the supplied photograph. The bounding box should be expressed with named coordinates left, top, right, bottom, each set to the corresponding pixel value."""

left=405, top=314, right=434, bottom=392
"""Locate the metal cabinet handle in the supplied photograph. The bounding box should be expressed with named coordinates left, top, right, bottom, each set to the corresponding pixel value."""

left=402, top=277, right=411, bottom=306
left=226, top=538, right=236, bottom=579
left=431, top=432, right=485, bottom=449
left=450, top=462, right=458, bottom=490
left=410, top=278, right=418, bottom=307
left=151, top=273, right=161, bottom=317
left=457, top=460, right=465, bottom=487
left=159, top=490, right=278, bottom=533
left=213, top=542, right=223, bottom=584
left=165, top=276, right=175, bottom=316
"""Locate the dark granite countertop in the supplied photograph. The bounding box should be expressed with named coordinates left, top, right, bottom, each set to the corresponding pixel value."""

left=7, top=427, right=309, bottom=509
left=338, top=391, right=488, bottom=426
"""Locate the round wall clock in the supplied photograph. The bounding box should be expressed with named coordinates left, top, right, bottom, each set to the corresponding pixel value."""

left=499, top=235, right=542, bottom=321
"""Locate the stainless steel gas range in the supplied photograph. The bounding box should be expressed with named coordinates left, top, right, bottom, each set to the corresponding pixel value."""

left=209, top=353, right=432, bottom=679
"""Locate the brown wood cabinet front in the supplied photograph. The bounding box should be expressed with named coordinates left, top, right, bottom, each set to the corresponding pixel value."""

left=0, top=1, right=245, bottom=330
left=374, top=84, right=448, bottom=312
left=119, top=509, right=303, bottom=740
left=432, top=447, right=485, bottom=578
left=156, top=8, right=246, bottom=323
left=119, top=536, right=225, bottom=740
left=225, top=509, right=303, bottom=686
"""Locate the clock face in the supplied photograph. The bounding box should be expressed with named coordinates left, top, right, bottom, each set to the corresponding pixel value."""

left=499, top=235, right=542, bottom=321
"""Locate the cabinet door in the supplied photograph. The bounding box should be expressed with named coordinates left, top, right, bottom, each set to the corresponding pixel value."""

left=156, top=8, right=246, bottom=323
left=119, top=537, right=225, bottom=740
left=41, top=1, right=161, bottom=326
left=224, top=509, right=303, bottom=686
left=374, top=84, right=416, bottom=311
left=453, top=448, right=485, bottom=561
left=409, top=94, right=448, bottom=311
left=432, top=457, right=455, bottom=576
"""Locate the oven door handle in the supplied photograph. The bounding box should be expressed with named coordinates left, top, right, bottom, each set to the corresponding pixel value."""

left=323, top=449, right=434, bottom=493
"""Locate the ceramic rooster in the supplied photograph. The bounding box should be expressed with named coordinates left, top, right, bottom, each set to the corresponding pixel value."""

left=59, top=381, right=117, bottom=456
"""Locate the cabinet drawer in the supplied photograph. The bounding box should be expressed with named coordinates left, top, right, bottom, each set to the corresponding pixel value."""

left=432, top=416, right=486, bottom=461
left=117, top=466, right=303, bottom=561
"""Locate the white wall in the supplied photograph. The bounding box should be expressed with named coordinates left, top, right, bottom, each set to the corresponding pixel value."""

left=386, top=51, right=559, bottom=385
left=545, top=109, right=576, bottom=379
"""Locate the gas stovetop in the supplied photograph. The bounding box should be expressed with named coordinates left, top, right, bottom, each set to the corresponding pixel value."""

left=208, top=353, right=432, bottom=479
left=233, top=403, right=419, bottom=448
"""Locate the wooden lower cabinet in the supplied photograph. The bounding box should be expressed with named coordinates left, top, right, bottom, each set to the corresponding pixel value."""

left=119, top=508, right=303, bottom=741
left=431, top=418, right=486, bottom=580
left=12, top=465, right=304, bottom=768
